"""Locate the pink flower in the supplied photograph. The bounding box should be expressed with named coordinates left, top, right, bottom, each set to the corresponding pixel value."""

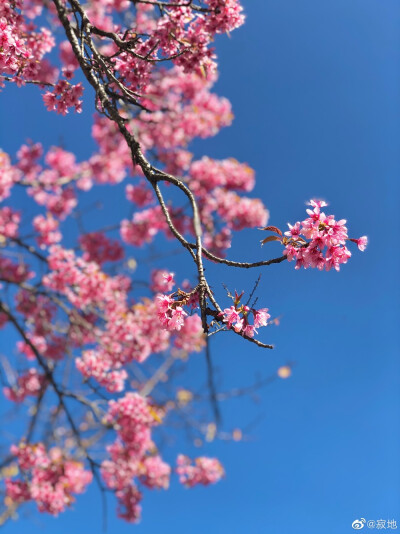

left=233, top=317, right=244, bottom=333
left=151, top=270, right=175, bottom=293
left=167, top=306, right=187, bottom=331
left=284, top=221, right=301, bottom=239
left=253, top=308, right=270, bottom=328
left=157, top=294, right=174, bottom=314
left=221, top=305, right=241, bottom=328
left=157, top=294, right=188, bottom=331
left=356, top=236, right=368, bottom=251
left=242, top=324, right=255, bottom=337
left=325, top=246, right=352, bottom=272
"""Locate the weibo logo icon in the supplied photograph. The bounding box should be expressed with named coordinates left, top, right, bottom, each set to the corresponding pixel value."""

left=352, top=518, right=366, bottom=529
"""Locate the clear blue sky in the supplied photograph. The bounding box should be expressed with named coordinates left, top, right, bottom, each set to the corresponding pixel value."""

left=1, top=1, right=399, bottom=533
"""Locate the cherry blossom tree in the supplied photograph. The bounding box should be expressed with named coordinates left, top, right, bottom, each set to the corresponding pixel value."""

left=0, top=0, right=367, bottom=525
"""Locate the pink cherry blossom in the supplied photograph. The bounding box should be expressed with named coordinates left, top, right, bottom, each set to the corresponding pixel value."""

left=79, top=232, right=124, bottom=264
left=353, top=236, right=368, bottom=251
left=157, top=294, right=188, bottom=332
left=222, top=305, right=241, bottom=329
left=33, top=214, right=61, bottom=248
left=176, top=455, right=224, bottom=487
left=6, top=443, right=92, bottom=515
left=3, top=369, right=46, bottom=403
left=0, top=207, right=20, bottom=238
left=253, top=308, right=271, bottom=329
left=283, top=199, right=366, bottom=271
left=0, top=0, right=368, bottom=526
left=43, top=81, right=83, bottom=115
left=151, top=270, right=175, bottom=293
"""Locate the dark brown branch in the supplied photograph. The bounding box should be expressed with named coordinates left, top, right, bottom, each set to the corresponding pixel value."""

left=200, top=247, right=288, bottom=269
left=51, top=0, right=279, bottom=351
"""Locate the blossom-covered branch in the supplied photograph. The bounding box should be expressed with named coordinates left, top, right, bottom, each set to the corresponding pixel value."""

left=0, top=0, right=367, bottom=525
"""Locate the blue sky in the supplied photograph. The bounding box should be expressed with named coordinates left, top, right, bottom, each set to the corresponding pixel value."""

left=1, top=0, right=399, bottom=533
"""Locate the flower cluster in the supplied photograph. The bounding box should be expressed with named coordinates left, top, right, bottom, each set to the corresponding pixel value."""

left=0, top=257, right=33, bottom=285
left=33, top=214, right=61, bottom=248
left=0, top=0, right=369, bottom=526
left=190, top=157, right=255, bottom=195
left=214, top=189, right=269, bottom=231
left=0, top=207, right=20, bottom=239
left=43, top=81, right=83, bottom=115
left=150, top=270, right=175, bottom=293
left=281, top=200, right=368, bottom=271
left=120, top=206, right=168, bottom=247
left=126, top=183, right=154, bottom=207
left=184, top=156, right=268, bottom=253
left=101, top=393, right=171, bottom=522
left=16, top=334, right=66, bottom=362
left=3, top=369, right=46, bottom=403
left=137, top=68, right=233, bottom=148
left=96, top=1, right=245, bottom=83
left=76, top=350, right=128, bottom=393
left=176, top=455, right=224, bottom=488
left=157, top=294, right=188, bottom=332
left=43, top=245, right=129, bottom=310
left=0, top=0, right=246, bottom=115
left=79, top=232, right=124, bottom=265
left=6, top=443, right=92, bottom=515
left=0, top=2, right=55, bottom=86
left=174, top=314, right=205, bottom=352
left=220, top=291, right=271, bottom=338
